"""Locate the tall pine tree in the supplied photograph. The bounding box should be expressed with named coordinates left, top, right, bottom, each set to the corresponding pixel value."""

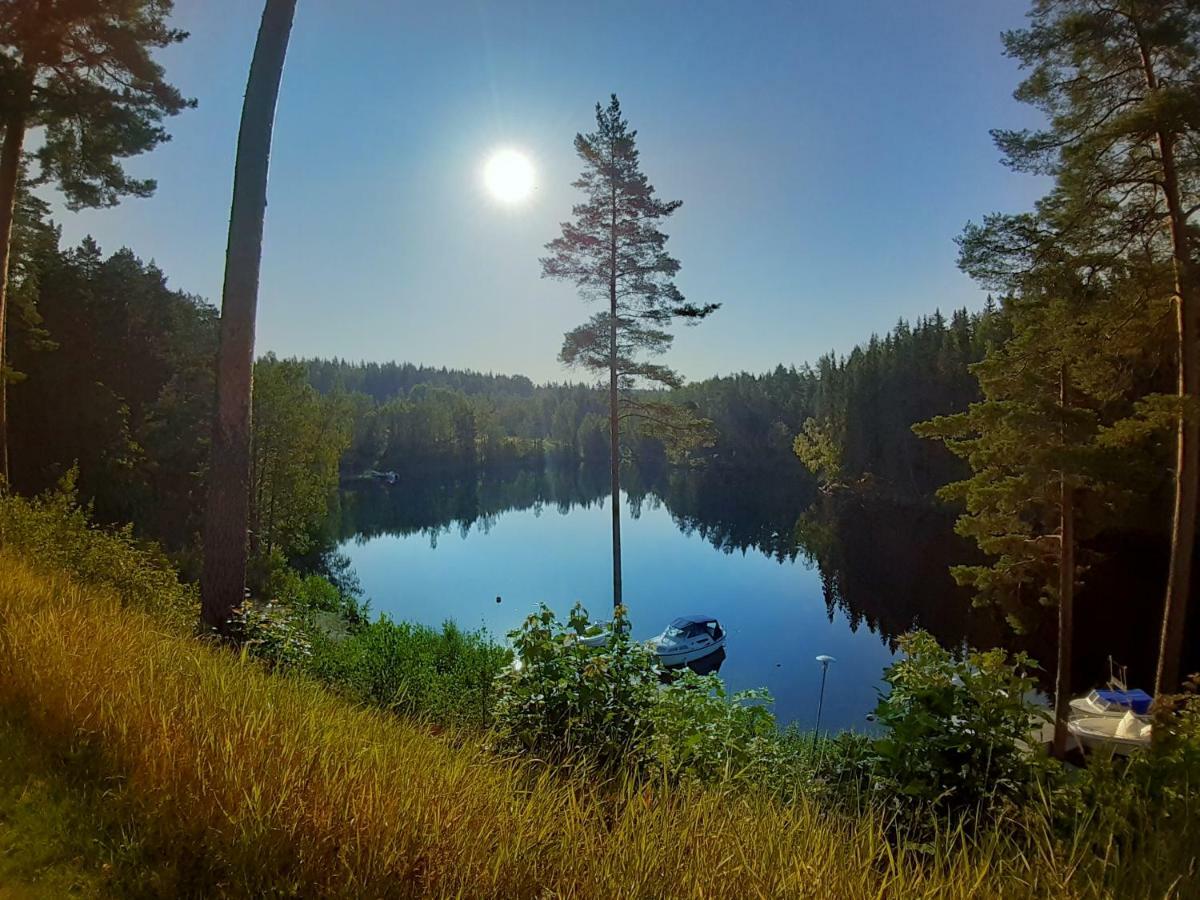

left=201, top=0, right=297, bottom=634
left=961, top=0, right=1200, bottom=691
left=0, top=0, right=192, bottom=482
left=542, top=96, right=717, bottom=608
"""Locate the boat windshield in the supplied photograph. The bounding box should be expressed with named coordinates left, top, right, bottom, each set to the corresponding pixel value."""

left=664, top=621, right=720, bottom=639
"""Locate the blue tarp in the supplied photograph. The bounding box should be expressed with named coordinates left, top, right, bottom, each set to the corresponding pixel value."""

left=1095, top=689, right=1153, bottom=715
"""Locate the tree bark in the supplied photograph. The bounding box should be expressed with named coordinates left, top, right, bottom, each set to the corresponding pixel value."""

left=200, top=0, right=296, bottom=634
left=1053, top=368, right=1075, bottom=759
left=608, top=181, right=622, bottom=610
left=1137, top=32, right=1197, bottom=695
left=0, top=106, right=28, bottom=486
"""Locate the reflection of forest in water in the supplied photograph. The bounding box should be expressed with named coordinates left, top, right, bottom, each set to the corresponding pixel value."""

left=334, top=459, right=1177, bottom=690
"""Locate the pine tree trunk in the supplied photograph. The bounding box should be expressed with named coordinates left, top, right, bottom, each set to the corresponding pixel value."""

left=0, top=106, right=28, bottom=486
left=1053, top=368, right=1075, bottom=759
left=608, top=190, right=622, bottom=610
left=1155, top=214, right=1197, bottom=694
left=200, top=0, right=296, bottom=634
left=1138, top=36, right=1197, bottom=695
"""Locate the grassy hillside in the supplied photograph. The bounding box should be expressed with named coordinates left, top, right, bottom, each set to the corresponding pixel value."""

left=0, top=551, right=1147, bottom=899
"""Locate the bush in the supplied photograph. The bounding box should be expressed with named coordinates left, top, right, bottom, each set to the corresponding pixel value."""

left=869, top=631, right=1049, bottom=820
left=648, top=669, right=780, bottom=784
left=0, top=475, right=197, bottom=630
left=495, top=604, right=802, bottom=784
left=250, top=548, right=370, bottom=630
left=228, top=600, right=314, bottom=670
left=493, top=603, right=661, bottom=765
left=308, top=617, right=510, bottom=727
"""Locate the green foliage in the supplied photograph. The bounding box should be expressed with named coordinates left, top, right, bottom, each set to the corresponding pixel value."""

left=308, top=618, right=510, bottom=728
left=251, top=356, right=354, bottom=559
left=648, top=669, right=781, bottom=784
left=0, top=1, right=194, bottom=209
left=0, top=472, right=196, bottom=629
left=494, top=603, right=661, bottom=764
left=914, top=278, right=1160, bottom=629
left=9, top=234, right=218, bottom=550
left=229, top=600, right=313, bottom=671
left=494, top=603, right=807, bottom=787
left=870, top=632, right=1049, bottom=818
left=792, top=416, right=843, bottom=486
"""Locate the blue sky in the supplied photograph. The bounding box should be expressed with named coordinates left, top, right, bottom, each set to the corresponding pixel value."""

left=48, top=0, right=1046, bottom=383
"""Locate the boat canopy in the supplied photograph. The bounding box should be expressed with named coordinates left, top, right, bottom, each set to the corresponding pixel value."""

left=670, top=615, right=718, bottom=627
left=1093, top=688, right=1153, bottom=715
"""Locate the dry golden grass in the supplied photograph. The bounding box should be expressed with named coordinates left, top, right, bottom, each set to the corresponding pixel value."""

left=0, top=552, right=1168, bottom=898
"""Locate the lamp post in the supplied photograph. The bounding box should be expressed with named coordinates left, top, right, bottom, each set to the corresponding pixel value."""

left=812, top=654, right=836, bottom=752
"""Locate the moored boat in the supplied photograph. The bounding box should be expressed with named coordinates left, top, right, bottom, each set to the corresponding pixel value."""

left=651, top=615, right=726, bottom=667
left=1068, top=712, right=1152, bottom=756
left=1068, top=688, right=1153, bottom=718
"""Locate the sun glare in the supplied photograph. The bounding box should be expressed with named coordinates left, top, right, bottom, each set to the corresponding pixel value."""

left=482, top=148, right=535, bottom=204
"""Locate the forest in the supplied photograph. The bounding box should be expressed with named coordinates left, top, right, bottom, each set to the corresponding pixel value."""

left=1, top=0, right=1199, bottom=897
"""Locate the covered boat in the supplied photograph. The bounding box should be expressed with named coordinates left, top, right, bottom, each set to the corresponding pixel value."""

left=1068, top=688, right=1153, bottom=718
left=652, top=615, right=726, bottom=667
left=1068, top=711, right=1152, bottom=756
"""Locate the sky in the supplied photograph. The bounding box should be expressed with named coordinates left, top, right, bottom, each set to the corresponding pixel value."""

left=48, top=0, right=1048, bottom=384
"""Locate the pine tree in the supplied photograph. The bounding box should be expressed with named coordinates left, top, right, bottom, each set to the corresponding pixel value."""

left=541, top=96, right=717, bottom=609
left=960, top=0, right=1200, bottom=691
left=0, top=0, right=192, bottom=482
left=916, top=272, right=1157, bottom=756
left=201, top=0, right=297, bottom=634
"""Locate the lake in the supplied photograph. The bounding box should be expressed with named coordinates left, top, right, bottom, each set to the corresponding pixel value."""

left=333, top=461, right=1163, bottom=733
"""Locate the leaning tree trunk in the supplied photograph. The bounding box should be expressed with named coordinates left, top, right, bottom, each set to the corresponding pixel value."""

left=200, top=0, right=297, bottom=634
left=0, top=106, right=28, bottom=486
left=1153, top=127, right=1197, bottom=695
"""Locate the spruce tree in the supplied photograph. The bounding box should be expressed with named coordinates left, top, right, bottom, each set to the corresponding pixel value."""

left=542, top=96, right=718, bottom=608
left=0, top=0, right=192, bottom=482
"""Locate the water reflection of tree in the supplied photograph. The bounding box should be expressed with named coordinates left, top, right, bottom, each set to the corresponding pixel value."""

left=335, top=461, right=1179, bottom=688
left=794, top=493, right=1046, bottom=657
left=335, top=462, right=612, bottom=546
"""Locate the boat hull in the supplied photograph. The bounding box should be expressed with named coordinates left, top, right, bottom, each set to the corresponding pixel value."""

left=1067, top=716, right=1151, bottom=756
left=655, top=635, right=727, bottom=668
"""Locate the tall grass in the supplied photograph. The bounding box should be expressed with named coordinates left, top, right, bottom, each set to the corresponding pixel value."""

left=0, top=553, right=1080, bottom=898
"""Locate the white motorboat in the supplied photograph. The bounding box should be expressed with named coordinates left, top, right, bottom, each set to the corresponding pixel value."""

left=1069, top=688, right=1153, bottom=718
left=578, top=625, right=612, bottom=649
left=1068, top=712, right=1152, bottom=756
left=652, top=615, right=726, bottom=667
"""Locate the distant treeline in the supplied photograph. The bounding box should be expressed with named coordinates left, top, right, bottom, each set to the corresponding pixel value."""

left=299, top=303, right=1005, bottom=502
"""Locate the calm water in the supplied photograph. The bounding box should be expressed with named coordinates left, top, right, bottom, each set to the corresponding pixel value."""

left=334, top=461, right=1166, bottom=732
left=339, top=482, right=893, bottom=733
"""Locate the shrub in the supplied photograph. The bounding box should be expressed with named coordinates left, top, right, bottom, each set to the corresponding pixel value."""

left=493, top=603, right=661, bottom=765
left=648, top=669, right=780, bottom=784
left=870, top=631, right=1049, bottom=819
left=251, top=548, right=370, bottom=630
left=0, top=474, right=196, bottom=630
left=228, top=601, right=314, bottom=670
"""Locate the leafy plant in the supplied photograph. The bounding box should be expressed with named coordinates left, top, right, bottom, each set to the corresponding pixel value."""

left=493, top=603, right=661, bottom=766
left=870, top=631, right=1049, bottom=819
left=0, top=472, right=197, bottom=629
left=228, top=601, right=313, bottom=670
left=649, top=669, right=778, bottom=784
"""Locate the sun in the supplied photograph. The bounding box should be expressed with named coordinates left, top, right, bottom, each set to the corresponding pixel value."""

left=482, top=148, right=535, bottom=204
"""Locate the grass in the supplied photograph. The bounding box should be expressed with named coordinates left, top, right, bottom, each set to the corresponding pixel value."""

left=0, top=712, right=186, bottom=898
left=0, top=550, right=1195, bottom=897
